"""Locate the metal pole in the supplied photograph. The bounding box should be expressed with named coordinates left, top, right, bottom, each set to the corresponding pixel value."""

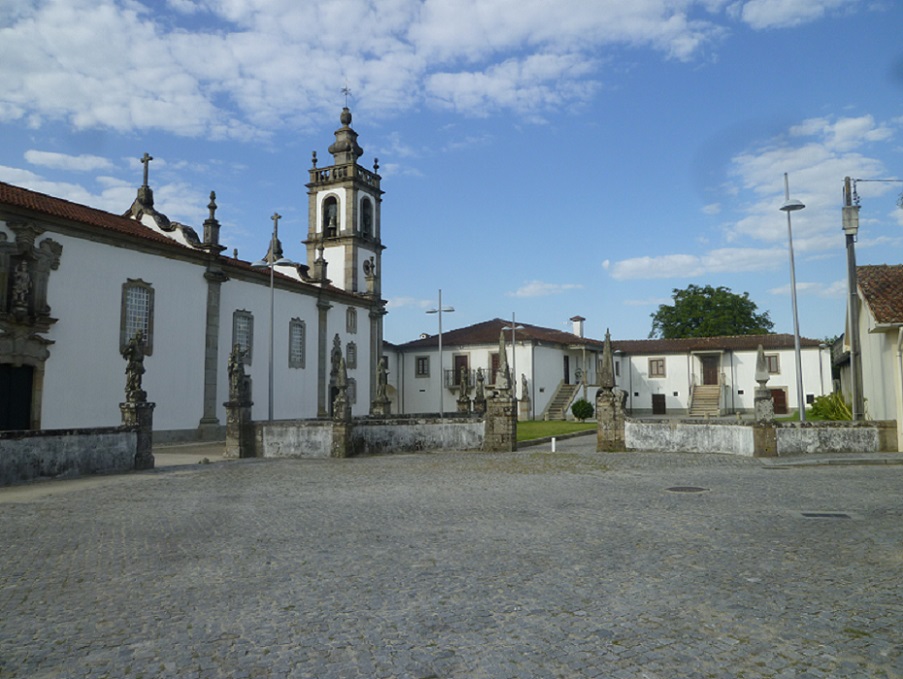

left=843, top=177, right=864, bottom=420
left=511, top=312, right=516, bottom=399
left=267, top=226, right=275, bottom=421
left=784, top=173, right=806, bottom=421
left=438, top=289, right=444, bottom=419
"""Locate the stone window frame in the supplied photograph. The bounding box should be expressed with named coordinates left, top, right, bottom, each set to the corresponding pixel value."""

left=765, top=354, right=780, bottom=374
left=415, top=355, right=430, bottom=378
left=289, top=318, right=305, bottom=369
left=360, top=197, right=373, bottom=239
left=346, top=341, right=357, bottom=370
left=648, top=357, right=666, bottom=379
left=120, top=279, right=154, bottom=356
left=347, top=377, right=357, bottom=405
left=346, top=307, right=358, bottom=334
left=232, top=309, right=253, bottom=365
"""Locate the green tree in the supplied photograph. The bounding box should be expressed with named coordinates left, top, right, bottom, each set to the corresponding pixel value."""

left=649, top=284, right=774, bottom=339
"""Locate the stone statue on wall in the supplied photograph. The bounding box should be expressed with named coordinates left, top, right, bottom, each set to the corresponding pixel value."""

left=12, top=260, right=31, bottom=310
left=122, top=330, right=147, bottom=402
left=228, top=343, right=250, bottom=403
left=376, top=357, right=388, bottom=400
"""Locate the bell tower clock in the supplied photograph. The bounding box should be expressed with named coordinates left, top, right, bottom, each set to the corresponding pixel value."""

left=304, top=107, right=384, bottom=297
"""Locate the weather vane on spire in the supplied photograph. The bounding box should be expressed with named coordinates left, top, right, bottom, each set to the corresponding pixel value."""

left=342, top=85, right=352, bottom=107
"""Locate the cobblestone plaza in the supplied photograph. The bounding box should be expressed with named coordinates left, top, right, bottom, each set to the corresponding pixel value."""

left=1, top=439, right=902, bottom=678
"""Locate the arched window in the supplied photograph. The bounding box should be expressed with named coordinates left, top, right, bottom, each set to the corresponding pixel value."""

left=346, top=307, right=357, bottom=334
left=121, top=279, right=154, bottom=355
left=322, top=196, right=339, bottom=237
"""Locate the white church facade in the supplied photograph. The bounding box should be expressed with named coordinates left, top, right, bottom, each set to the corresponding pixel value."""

left=0, top=108, right=387, bottom=440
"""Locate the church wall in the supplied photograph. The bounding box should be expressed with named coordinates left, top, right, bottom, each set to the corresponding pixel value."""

left=39, top=232, right=207, bottom=431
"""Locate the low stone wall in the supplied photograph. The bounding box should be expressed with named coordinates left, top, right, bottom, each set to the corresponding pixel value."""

left=776, top=422, right=882, bottom=455
left=626, top=420, right=756, bottom=456
left=353, top=416, right=484, bottom=456
left=0, top=427, right=137, bottom=486
left=252, top=415, right=485, bottom=458
left=254, top=420, right=333, bottom=458
left=624, top=418, right=894, bottom=456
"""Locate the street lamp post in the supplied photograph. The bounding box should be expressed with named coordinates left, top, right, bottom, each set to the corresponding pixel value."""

left=780, top=173, right=806, bottom=422
left=426, top=289, right=454, bottom=418
left=251, top=213, right=297, bottom=421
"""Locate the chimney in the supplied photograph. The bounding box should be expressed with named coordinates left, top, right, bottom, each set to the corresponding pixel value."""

left=570, top=315, right=585, bottom=338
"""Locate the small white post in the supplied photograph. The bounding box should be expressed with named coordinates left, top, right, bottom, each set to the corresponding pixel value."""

left=551, top=437, right=556, bottom=453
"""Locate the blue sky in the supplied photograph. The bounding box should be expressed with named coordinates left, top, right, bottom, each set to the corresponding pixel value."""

left=1, top=0, right=901, bottom=345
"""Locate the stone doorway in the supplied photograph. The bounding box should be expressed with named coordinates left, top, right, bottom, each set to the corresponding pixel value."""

left=701, top=356, right=719, bottom=385
left=0, top=364, right=33, bottom=431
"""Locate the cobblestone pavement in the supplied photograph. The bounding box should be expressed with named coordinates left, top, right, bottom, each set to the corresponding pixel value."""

left=2, top=444, right=902, bottom=678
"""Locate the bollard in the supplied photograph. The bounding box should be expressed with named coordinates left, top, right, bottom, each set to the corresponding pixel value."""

left=551, top=437, right=556, bottom=453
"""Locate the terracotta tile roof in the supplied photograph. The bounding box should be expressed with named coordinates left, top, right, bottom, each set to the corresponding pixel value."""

left=397, top=318, right=606, bottom=350
left=0, top=180, right=191, bottom=250
left=858, top=264, right=903, bottom=325
left=611, top=333, right=822, bottom=354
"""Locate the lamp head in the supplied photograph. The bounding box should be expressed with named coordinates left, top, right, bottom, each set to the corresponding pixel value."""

left=780, top=199, right=805, bottom=212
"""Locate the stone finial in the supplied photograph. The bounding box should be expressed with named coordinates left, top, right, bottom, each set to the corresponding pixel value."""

left=496, top=330, right=511, bottom=393
left=600, top=328, right=615, bottom=391
left=755, top=344, right=769, bottom=388
left=208, top=191, right=217, bottom=221
left=203, top=191, right=222, bottom=248
left=311, top=150, right=318, bottom=168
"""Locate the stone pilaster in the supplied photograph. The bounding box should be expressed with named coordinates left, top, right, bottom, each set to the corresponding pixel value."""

left=199, top=267, right=228, bottom=436
left=483, top=395, right=517, bottom=452
left=595, top=390, right=626, bottom=452
left=316, top=298, right=332, bottom=417
left=223, top=397, right=255, bottom=459
left=120, top=401, right=155, bottom=469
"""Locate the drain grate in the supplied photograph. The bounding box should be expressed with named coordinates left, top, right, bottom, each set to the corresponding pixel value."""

left=666, top=486, right=708, bottom=493
left=801, top=512, right=851, bottom=519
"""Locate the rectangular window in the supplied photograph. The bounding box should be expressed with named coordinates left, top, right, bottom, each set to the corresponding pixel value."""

left=232, top=310, right=253, bottom=365
left=120, top=279, right=154, bottom=355
left=289, top=318, right=305, bottom=369
left=649, top=358, right=666, bottom=378
left=415, top=355, right=430, bottom=377
left=346, top=307, right=357, bottom=334
left=766, top=354, right=780, bottom=374
left=346, top=342, right=357, bottom=370
left=347, top=378, right=357, bottom=405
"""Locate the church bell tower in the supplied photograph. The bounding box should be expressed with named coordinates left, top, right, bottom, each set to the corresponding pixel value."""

left=305, top=107, right=384, bottom=297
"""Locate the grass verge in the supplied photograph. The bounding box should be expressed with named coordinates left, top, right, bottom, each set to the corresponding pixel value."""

left=517, top=420, right=595, bottom=442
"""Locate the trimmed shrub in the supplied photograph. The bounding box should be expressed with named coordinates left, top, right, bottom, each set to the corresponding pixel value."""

left=571, top=398, right=594, bottom=422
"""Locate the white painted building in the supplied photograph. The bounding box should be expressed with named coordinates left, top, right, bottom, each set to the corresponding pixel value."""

left=840, top=264, right=903, bottom=448
left=0, top=108, right=387, bottom=439
left=611, top=334, right=830, bottom=417
left=385, top=317, right=604, bottom=419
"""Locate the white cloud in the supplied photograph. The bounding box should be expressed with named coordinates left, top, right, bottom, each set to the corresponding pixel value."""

left=0, top=0, right=824, bottom=138
left=609, top=247, right=785, bottom=280
left=24, top=150, right=113, bottom=172
left=387, top=296, right=433, bottom=310
left=507, top=280, right=583, bottom=297
left=735, top=0, right=853, bottom=29
left=768, top=278, right=847, bottom=298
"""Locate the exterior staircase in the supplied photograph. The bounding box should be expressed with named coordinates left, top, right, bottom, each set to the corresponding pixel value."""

left=688, top=384, right=721, bottom=417
left=544, top=382, right=580, bottom=420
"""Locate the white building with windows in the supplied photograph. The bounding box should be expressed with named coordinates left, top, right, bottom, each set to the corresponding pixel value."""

left=384, top=319, right=829, bottom=419
left=611, top=334, right=829, bottom=417
left=0, top=108, right=387, bottom=439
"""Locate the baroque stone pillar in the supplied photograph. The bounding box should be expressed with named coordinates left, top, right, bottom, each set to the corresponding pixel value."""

left=483, top=394, right=517, bottom=452
left=596, top=329, right=626, bottom=452
left=223, top=345, right=255, bottom=459
left=120, top=401, right=155, bottom=470
left=199, top=267, right=228, bottom=436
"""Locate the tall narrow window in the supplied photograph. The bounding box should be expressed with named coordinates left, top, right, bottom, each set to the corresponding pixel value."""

left=289, top=318, right=305, bottom=369
left=766, top=354, right=780, bottom=374
left=346, top=307, right=357, bottom=334
left=347, top=378, right=357, bottom=405
left=346, top=341, right=357, bottom=369
left=120, top=279, right=154, bottom=354
left=416, top=356, right=430, bottom=377
left=232, top=310, right=253, bottom=364
left=361, top=198, right=373, bottom=238
left=323, top=196, right=339, bottom=237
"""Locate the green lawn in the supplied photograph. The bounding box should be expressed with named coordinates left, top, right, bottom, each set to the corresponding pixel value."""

left=517, top=420, right=596, bottom=442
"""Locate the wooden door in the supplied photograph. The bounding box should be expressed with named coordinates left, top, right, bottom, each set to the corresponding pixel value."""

left=702, top=356, right=719, bottom=385
left=563, top=356, right=570, bottom=384
left=771, top=389, right=788, bottom=415
left=652, top=393, right=666, bottom=415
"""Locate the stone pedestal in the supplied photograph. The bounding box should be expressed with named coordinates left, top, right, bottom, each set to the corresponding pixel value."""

left=120, top=401, right=155, bottom=470
left=596, top=390, right=626, bottom=452
left=371, top=397, right=391, bottom=417
left=483, top=395, right=517, bottom=452
left=224, top=400, right=255, bottom=459
left=518, top=396, right=531, bottom=422
left=457, top=397, right=471, bottom=414
left=754, top=388, right=775, bottom=424
left=473, top=397, right=486, bottom=415
left=753, top=423, right=777, bottom=457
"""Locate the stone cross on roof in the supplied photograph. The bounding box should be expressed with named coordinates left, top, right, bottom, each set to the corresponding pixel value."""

left=140, top=152, right=153, bottom=187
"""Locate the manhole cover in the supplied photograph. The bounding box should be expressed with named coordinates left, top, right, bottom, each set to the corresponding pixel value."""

left=666, top=486, right=708, bottom=493
left=801, top=512, right=851, bottom=519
